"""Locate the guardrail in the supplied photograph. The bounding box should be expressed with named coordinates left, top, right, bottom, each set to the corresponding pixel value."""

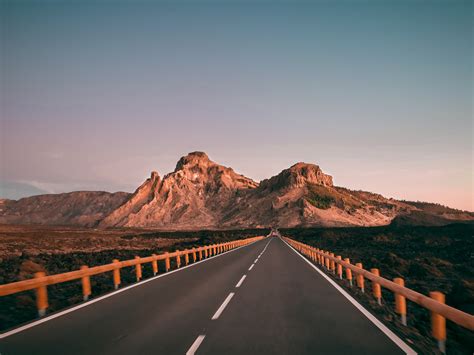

left=0, top=236, right=264, bottom=318
left=283, top=237, right=474, bottom=354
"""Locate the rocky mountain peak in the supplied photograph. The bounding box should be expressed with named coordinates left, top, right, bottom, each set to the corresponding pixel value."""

left=260, top=162, right=333, bottom=191
left=287, top=162, right=333, bottom=187
left=174, top=151, right=213, bottom=172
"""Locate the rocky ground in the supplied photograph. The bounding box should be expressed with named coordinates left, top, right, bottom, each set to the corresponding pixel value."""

left=0, top=225, right=268, bottom=331
left=283, top=223, right=474, bottom=354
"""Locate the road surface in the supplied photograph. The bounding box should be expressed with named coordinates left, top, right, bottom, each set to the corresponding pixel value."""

left=0, top=237, right=413, bottom=354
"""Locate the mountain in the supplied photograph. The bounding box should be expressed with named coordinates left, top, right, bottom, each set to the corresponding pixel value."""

left=99, top=152, right=258, bottom=229
left=0, top=191, right=130, bottom=227
left=1, top=152, right=472, bottom=229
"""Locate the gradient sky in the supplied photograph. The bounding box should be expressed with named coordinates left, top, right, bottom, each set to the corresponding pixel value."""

left=0, top=0, right=472, bottom=210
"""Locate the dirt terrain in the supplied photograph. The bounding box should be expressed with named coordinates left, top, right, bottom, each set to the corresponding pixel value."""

left=283, top=223, right=474, bottom=354
left=0, top=225, right=268, bottom=331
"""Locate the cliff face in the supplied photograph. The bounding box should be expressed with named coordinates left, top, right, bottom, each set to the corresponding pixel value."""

left=1, top=152, right=472, bottom=229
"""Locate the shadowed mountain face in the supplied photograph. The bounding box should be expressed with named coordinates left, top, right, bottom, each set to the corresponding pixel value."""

left=1, top=152, right=473, bottom=229
left=0, top=191, right=130, bottom=227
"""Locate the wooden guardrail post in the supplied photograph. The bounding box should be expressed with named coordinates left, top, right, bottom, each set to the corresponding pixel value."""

left=430, top=291, right=446, bottom=354
left=184, top=250, right=189, bottom=266
left=336, top=256, right=342, bottom=279
left=371, top=268, right=382, bottom=305
left=199, top=248, right=203, bottom=260
left=34, top=272, right=48, bottom=317
left=355, top=263, right=365, bottom=293
left=324, top=252, right=330, bottom=269
left=165, top=252, right=171, bottom=272
left=152, top=254, right=158, bottom=276
left=204, top=247, right=208, bottom=259
left=344, top=258, right=353, bottom=286
left=330, top=253, right=335, bottom=274
left=192, top=248, right=197, bottom=263
left=80, top=266, right=91, bottom=301
left=394, top=277, right=407, bottom=325
left=113, top=259, right=121, bottom=289
left=176, top=250, right=181, bottom=268
left=135, top=256, right=142, bottom=282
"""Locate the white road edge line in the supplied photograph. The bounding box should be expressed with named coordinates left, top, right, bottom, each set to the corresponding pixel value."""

left=281, top=238, right=417, bottom=355
left=248, top=264, right=255, bottom=271
left=211, top=293, right=235, bottom=320
left=186, top=334, right=206, bottom=355
left=0, top=238, right=267, bottom=339
left=235, top=275, right=247, bottom=288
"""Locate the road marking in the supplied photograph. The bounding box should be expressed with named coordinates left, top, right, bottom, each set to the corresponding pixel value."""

left=254, top=258, right=258, bottom=263
left=211, top=293, right=235, bottom=320
left=0, top=239, right=266, bottom=339
left=281, top=238, right=417, bottom=355
left=248, top=264, right=254, bottom=271
left=235, top=275, right=247, bottom=288
left=186, top=335, right=206, bottom=355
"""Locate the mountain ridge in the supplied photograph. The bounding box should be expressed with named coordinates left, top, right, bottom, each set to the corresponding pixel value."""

left=1, top=152, right=472, bottom=229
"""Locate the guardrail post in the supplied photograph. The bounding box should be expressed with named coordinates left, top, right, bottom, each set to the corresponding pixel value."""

left=165, top=253, right=171, bottom=272
left=336, top=256, right=342, bottom=279
left=355, top=263, right=365, bottom=293
left=344, top=258, right=352, bottom=286
left=184, top=250, right=189, bottom=265
left=394, top=278, right=407, bottom=325
left=430, top=291, right=446, bottom=354
left=330, top=253, right=335, bottom=274
left=152, top=254, right=158, bottom=276
left=325, top=252, right=330, bottom=270
left=113, top=259, right=121, bottom=289
left=135, top=256, right=142, bottom=282
left=199, top=248, right=203, bottom=260
left=34, top=271, right=48, bottom=317
left=80, top=265, right=91, bottom=301
left=370, top=268, right=382, bottom=305
left=176, top=250, right=181, bottom=268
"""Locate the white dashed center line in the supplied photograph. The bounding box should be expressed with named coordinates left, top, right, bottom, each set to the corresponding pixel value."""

left=211, top=293, right=235, bottom=320
left=248, top=264, right=254, bottom=271
left=186, top=335, right=206, bottom=355
left=235, top=275, right=247, bottom=288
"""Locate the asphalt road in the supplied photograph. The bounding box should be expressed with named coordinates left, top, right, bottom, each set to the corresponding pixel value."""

left=0, top=237, right=412, bottom=355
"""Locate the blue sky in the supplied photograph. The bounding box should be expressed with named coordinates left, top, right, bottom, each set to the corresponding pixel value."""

left=1, top=0, right=472, bottom=210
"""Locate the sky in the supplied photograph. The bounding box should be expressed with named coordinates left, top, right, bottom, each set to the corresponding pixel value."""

left=0, top=0, right=472, bottom=211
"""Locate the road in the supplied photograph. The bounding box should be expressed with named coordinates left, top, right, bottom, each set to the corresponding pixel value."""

left=0, top=237, right=413, bottom=355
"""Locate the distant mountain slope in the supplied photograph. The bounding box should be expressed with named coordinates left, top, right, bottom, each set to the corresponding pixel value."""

left=1, top=152, right=472, bottom=229
left=0, top=191, right=130, bottom=227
